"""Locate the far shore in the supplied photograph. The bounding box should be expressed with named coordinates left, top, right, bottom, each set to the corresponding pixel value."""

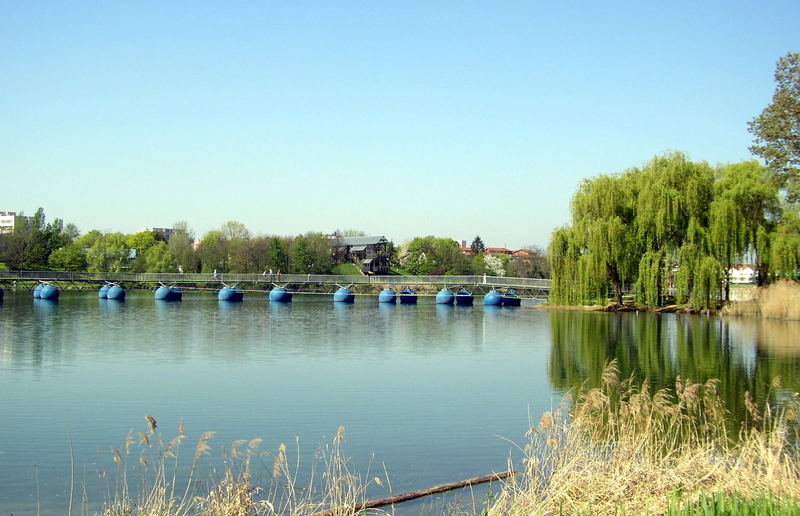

left=533, top=281, right=800, bottom=321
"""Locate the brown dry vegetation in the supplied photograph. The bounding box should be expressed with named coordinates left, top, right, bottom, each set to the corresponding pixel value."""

left=488, top=361, right=800, bottom=515
left=725, top=280, right=800, bottom=320
left=97, top=422, right=388, bottom=516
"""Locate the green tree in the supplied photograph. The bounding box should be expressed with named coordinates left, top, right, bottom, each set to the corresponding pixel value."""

left=401, top=236, right=471, bottom=275
left=748, top=52, right=800, bottom=203
left=470, top=236, right=485, bottom=255
left=126, top=231, right=161, bottom=272
left=714, top=161, right=780, bottom=286
left=169, top=225, right=199, bottom=273
left=197, top=230, right=229, bottom=273
left=267, top=236, right=289, bottom=273
left=549, top=152, right=743, bottom=307
left=48, top=244, right=87, bottom=271
left=86, top=233, right=129, bottom=272
left=144, top=241, right=176, bottom=272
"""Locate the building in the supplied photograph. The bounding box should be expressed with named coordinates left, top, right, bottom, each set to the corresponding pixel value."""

left=140, top=227, right=176, bottom=241
left=485, top=247, right=513, bottom=256
left=0, top=211, right=29, bottom=234
left=729, top=265, right=756, bottom=284
left=331, top=235, right=392, bottom=274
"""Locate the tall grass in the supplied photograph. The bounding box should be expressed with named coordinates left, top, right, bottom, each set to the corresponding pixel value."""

left=725, top=280, right=800, bottom=320
left=489, top=361, right=800, bottom=515
left=96, top=420, right=387, bottom=516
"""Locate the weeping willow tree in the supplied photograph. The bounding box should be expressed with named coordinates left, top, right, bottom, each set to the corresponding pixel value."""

left=550, top=152, right=784, bottom=309
left=550, top=172, right=640, bottom=305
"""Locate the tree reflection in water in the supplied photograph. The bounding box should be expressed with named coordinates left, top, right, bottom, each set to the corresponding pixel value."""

left=547, top=311, right=800, bottom=425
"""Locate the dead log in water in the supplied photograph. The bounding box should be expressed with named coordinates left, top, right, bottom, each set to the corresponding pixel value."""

left=309, top=470, right=515, bottom=516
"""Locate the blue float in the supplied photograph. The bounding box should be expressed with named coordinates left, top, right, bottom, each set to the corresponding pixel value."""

left=502, top=289, right=521, bottom=307
left=269, top=287, right=293, bottom=302
left=484, top=290, right=502, bottom=306
left=98, top=285, right=110, bottom=299
left=333, top=287, right=355, bottom=303
left=155, top=285, right=182, bottom=301
left=455, top=288, right=473, bottom=306
left=378, top=288, right=397, bottom=303
left=218, top=286, right=244, bottom=302
left=40, top=285, right=59, bottom=300
left=33, top=284, right=43, bottom=298
left=435, top=288, right=454, bottom=305
left=107, top=285, right=126, bottom=300
left=399, top=287, right=417, bottom=304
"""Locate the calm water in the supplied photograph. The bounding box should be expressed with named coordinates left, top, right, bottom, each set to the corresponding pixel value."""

left=1, top=290, right=798, bottom=514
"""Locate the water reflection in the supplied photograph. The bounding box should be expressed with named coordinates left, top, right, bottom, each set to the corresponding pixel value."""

left=548, top=311, right=800, bottom=422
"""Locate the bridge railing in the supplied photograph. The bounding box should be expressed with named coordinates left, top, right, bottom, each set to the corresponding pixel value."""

left=0, top=271, right=551, bottom=289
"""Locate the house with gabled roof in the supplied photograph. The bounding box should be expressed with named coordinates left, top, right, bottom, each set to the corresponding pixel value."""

left=330, top=235, right=392, bottom=275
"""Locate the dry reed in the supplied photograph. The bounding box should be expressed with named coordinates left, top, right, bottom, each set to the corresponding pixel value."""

left=97, top=422, right=390, bottom=516
left=725, top=280, right=800, bottom=320
left=489, top=361, right=800, bottom=515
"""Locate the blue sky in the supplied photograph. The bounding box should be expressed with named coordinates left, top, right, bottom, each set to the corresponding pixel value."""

left=2, top=1, right=798, bottom=248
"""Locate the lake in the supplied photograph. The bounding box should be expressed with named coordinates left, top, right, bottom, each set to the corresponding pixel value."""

left=1, top=289, right=798, bottom=515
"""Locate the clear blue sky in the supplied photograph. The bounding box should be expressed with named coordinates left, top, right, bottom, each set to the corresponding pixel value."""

left=2, top=1, right=798, bottom=248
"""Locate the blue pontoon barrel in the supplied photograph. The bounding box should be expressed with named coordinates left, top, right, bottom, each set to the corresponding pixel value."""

left=455, top=288, right=473, bottom=306
left=33, top=284, right=43, bottom=298
left=399, top=287, right=417, bottom=304
left=218, top=286, right=244, bottom=302
left=333, top=287, right=355, bottom=303
left=107, top=286, right=125, bottom=300
left=484, top=290, right=502, bottom=306
left=40, top=285, right=59, bottom=300
left=502, top=289, right=521, bottom=307
left=98, top=285, right=109, bottom=299
left=378, top=288, right=397, bottom=303
left=269, top=287, right=292, bottom=302
left=435, top=288, right=454, bottom=305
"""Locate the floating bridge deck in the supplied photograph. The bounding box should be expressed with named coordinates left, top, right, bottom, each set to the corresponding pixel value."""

left=0, top=271, right=551, bottom=299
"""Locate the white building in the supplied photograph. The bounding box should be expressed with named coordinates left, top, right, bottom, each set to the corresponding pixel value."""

left=729, top=265, right=756, bottom=284
left=0, top=211, right=19, bottom=234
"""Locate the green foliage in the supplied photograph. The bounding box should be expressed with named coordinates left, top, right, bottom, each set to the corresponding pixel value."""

left=748, top=52, right=800, bottom=203
left=400, top=236, right=471, bottom=275
left=48, top=244, right=87, bottom=271
left=550, top=153, right=788, bottom=307
left=666, top=493, right=800, bottom=515
left=267, top=236, right=289, bottom=273
left=144, top=241, right=176, bottom=272
left=126, top=231, right=160, bottom=256
left=168, top=227, right=199, bottom=273
left=291, top=237, right=312, bottom=273
left=770, top=231, right=800, bottom=280
left=197, top=230, right=228, bottom=273
left=692, top=256, right=723, bottom=310
left=635, top=250, right=664, bottom=308
left=86, top=233, right=129, bottom=272
left=0, top=207, right=81, bottom=270
left=470, top=235, right=485, bottom=255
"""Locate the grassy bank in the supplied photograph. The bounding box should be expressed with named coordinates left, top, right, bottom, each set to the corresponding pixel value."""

left=489, top=361, right=800, bottom=515
left=724, top=280, right=800, bottom=320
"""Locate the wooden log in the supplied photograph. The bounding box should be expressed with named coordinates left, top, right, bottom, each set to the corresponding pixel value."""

left=309, top=470, right=514, bottom=516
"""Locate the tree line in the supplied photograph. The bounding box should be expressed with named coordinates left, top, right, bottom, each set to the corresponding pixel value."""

left=0, top=216, right=549, bottom=278
left=550, top=52, right=800, bottom=310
